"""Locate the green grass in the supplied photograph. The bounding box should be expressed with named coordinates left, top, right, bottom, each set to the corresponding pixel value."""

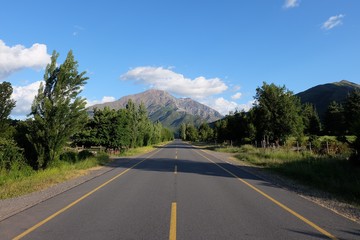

left=115, top=141, right=171, bottom=157
left=0, top=142, right=170, bottom=199
left=0, top=153, right=110, bottom=199
left=216, top=145, right=360, bottom=205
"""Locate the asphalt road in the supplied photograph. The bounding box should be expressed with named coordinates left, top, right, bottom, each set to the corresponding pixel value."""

left=1, top=140, right=359, bottom=239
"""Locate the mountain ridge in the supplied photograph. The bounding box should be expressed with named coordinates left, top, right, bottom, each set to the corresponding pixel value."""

left=88, top=89, right=223, bottom=131
left=296, top=80, right=360, bottom=120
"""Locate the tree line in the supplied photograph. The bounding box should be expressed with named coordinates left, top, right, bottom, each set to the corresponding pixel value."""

left=0, top=50, right=173, bottom=171
left=72, top=102, right=173, bottom=152
left=180, top=82, right=360, bottom=162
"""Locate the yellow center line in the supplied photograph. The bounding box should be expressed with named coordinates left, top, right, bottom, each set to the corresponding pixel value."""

left=13, top=149, right=161, bottom=240
left=195, top=150, right=338, bottom=240
left=169, top=202, right=177, bottom=240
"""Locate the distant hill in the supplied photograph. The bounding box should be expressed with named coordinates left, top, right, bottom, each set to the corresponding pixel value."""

left=88, top=89, right=223, bottom=131
left=296, top=80, right=360, bottom=120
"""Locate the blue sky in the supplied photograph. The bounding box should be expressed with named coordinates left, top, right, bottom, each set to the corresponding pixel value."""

left=1, top=0, right=359, bottom=118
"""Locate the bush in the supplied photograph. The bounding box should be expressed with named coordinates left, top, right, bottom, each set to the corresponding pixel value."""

left=78, top=150, right=94, bottom=160
left=0, top=137, right=25, bottom=171
left=60, top=151, right=78, bottom=163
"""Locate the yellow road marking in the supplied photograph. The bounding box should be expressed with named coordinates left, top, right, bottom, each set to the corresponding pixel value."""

left=169, top=202, right=177, bottom=240
left=195, top=150, right=338, bottom=240
left=13, top=150, right=160, bottom=240
left=174, top=165, right=177, bottom=174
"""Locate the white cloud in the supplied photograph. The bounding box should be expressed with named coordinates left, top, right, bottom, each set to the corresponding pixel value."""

left=0, top=40, right=50, bottom=79
left=202, top=98, right=254, bottom=115
left=121, top=66, right=228, bottom=99
left=322, top=14, right=345, bottom=30
left=86, top=96, right=116, bottom=107
left=11, top=81, right=42, bottom=118
left=283, top=0, right=300, bottom=9
left=73, top=25, right=85, bottom=36
left=231, top=92, right=242, bottom=100
left=232, top=85, right=241, bottom=92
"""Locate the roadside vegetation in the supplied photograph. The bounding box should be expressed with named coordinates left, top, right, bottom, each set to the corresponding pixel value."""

left=216, top=145, right=360, bottom=205
left=0, top=50, right=173, bottom=199
left=183, top=83, right=360, bottom=205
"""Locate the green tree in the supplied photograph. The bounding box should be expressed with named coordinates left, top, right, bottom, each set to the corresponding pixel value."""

left=126, top=99, right=139, bottom=148
left=253, top=82, right=303, bottom=145
left=186, top=124, right=198, bottom=142
left=180, top=123, right=187, bottom=140
left=344, top=90, right=360, bottom=135
left=198, top=122, right=213, bottom=142
left=136, top=103, right=150, bottom=147
left=0, top=81, right=16, bottom=137
left=28, top=50, right=88, bottom=168
left=324, top=101, right=346, bottom=136
left=302, top=103, right=321, bottom=135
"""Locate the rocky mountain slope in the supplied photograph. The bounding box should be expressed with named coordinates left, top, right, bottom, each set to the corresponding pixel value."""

left=88, top=89, right=223, bottom=131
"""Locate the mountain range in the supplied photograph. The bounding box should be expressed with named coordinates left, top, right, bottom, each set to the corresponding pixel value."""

left=88, top=80, right=360, bottom=131
left=88, top=89, right=223, bottom=131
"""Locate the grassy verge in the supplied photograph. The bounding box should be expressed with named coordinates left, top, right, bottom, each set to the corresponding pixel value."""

left=0, top=153, right=110, bottom=199
left=0, top=142, right=171, bottom=200
left=115, top=141, right=171, bottom=157
left=215, top=145, right=360, bottom=205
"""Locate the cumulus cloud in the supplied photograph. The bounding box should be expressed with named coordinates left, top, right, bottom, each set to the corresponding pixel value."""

left=121, top=66, right=228, bottom=99
left=231, top=92, right=242, bottom=100
left=202, top=98, right=254, bottom=115
left=283, top=0, right=300, bottom=9
left=322, top=14, right=345, bottom=30
left=86, top=96, right=116, bottom=107
left=0, top=40, right=51, bottom=79
left=11, top=81, right=42, bottom=118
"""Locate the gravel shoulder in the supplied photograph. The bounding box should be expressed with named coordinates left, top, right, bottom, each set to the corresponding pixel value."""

left=203, top=149, right=360, bottom=224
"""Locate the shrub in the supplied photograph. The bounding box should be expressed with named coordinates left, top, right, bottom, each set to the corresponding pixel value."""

left=60, top=151, right=78, bottom=163
left=0, top=137, right=25, bottom=171
left=78, top=150, right=94, bottom=160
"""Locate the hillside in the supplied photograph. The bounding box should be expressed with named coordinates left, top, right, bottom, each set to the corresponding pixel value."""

left=296, top=80, right=360, bottom=120
left=88, top=89, right=223, bottom=131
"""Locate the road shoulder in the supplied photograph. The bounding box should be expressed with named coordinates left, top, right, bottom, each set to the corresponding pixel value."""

left=200, top=148, right=360, bottom=224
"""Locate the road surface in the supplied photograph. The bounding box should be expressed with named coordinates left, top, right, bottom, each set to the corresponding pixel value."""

left=1, top=140, right=359, bottom=239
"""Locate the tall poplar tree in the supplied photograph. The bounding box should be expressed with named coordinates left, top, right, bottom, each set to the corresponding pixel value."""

left=0, top=82, right=16, bottom=137
left=28, top=50, right=88, bottom=168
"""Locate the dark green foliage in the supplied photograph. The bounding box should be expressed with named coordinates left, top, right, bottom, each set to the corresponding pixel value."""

left=344, top=90, right=360, bottom=165
left=179, top=123, right=186, bottom=140
left=13, top=120, right=38, bottom=169
left=0, top=82, right=16, bottom=138
left=60, top=151, right=78, bottom=163
left=324, top=101, right=346, bottom=135
left=0, top=137, right=25, bottom=171
left=185, top=124, right=198, bottom=141
left=213, top=110, right=255, bottom=144
left=344, top=89, right=360, bottom=135
left=198, top=122, right=214, bottom=142
left=297, top=80, right=360, bottom=121
left=73, top=100, right=173, bottom=151
left=302, top=103, right=321, bottom=135
left=78, top=150, right=94, bottom=160
left=28, top=50, right=88, bottom=169
left=253, top=82, right=303, bottom=145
